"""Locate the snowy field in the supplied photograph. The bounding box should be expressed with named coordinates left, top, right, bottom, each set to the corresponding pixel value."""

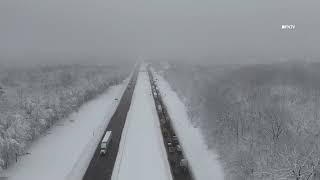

left=112, top=66, right=172, bottom=180
left=1, top=78, right=129, bottom=180
left=152, top=69, right=224, bottom=180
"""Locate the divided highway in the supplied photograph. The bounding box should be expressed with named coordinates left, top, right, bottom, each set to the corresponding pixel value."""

left=82, top=68, right=139, bottom=180
left=83, top=65, right=193, bottom=180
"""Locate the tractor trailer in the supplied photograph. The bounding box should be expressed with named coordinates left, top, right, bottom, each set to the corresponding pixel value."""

left=100, top=131, right=112, bottom=156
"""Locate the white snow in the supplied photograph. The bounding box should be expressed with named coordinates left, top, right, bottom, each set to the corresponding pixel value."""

left=152, top=69, right=225, bottom=180
left=1, top=78, right=130, bottom=180
left=112, top=65, right=172, bottom=180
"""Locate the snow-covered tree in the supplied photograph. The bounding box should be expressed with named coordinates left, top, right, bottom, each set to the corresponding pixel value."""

left=0, top=63, right=132, bottom=170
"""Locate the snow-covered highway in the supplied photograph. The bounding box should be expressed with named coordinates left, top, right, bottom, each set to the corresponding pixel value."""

left=1, top=64, right=224, bottom=180
left=111, top=65, right=173, bottom=180
left=152, top=69, right=224, bottom=180
left=82, top=68, right=139, bottom=180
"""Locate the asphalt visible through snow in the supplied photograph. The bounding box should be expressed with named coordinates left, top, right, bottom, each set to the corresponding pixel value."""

left=82, top=68, right=139, bottom=180
left=147, top=67, right=194, bottom=180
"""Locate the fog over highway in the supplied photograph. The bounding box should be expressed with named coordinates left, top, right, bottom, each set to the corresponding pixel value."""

left=1, top=0, right=320, bottom=66
left=1, top=1, right=320, bottom=180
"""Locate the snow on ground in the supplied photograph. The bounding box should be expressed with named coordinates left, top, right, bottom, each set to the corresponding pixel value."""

left=1, top=78, right=130, bottom=180
left=112, top=65, right=172, bottom=180
left=152, top=69, right=225, bottom=180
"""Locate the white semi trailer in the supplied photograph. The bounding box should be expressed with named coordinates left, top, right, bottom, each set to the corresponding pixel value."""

left=100, top=131, right=112, bottom=156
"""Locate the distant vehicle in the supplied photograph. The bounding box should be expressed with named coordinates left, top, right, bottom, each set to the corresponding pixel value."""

left=179, top=159, right=188, bottom=169
left=176, top=144, right=182, bottom=152
left=160, top=118, right=166, bottom=125
left=100, top=131, right=112, bottom=156
left=168, top=142, right=175, bottom=153
left=173, top=135, right=179, bottom=145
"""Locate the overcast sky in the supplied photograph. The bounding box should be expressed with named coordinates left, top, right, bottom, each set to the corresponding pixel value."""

left=0, top=0, right=319, bottom=66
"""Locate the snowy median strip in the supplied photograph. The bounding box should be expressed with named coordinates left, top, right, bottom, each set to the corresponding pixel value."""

left=112, top=65, right=172, bottom=180
left=152, top=69, right=224, bottom=180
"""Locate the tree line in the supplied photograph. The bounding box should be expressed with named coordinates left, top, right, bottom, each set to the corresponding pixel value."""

left=0, top=64, right=131, bottom=170
left=155, top=61, right=320, bottom=180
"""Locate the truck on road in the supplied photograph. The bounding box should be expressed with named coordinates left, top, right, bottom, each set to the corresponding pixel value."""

left=100, top=131, right=112, bottom=156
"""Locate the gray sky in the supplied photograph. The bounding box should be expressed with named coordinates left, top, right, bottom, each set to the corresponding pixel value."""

left=0, top=0, right=319, bottom=66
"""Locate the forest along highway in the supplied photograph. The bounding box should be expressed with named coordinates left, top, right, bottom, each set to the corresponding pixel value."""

left=82, top=68, right=139, bottom=180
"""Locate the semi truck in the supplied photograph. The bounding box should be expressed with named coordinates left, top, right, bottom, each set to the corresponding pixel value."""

left=100, top=131, right=112, bottom=156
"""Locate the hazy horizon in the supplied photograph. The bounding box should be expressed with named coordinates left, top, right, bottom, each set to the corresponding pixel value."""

left=1, top=0, right=319, bottom=66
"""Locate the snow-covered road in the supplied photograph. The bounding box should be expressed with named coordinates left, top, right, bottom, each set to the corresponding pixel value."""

left=112, top=66, right=172, bottom=180
left=1, top=78, right=129, bottom=180
left=152, top=69, right=225, bottom=180
left=1, top=64, right=224, bottom=180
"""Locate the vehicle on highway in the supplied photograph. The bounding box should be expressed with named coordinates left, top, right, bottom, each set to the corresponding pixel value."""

left=179, top=159, right=188, bottom=171
left=173, top=135, right=179, bottom=145
left=168, top=142, right=175, bottom=153
left=176, top=144, right=182, bottom=154
left=100, top=131, right=112, bottom=156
